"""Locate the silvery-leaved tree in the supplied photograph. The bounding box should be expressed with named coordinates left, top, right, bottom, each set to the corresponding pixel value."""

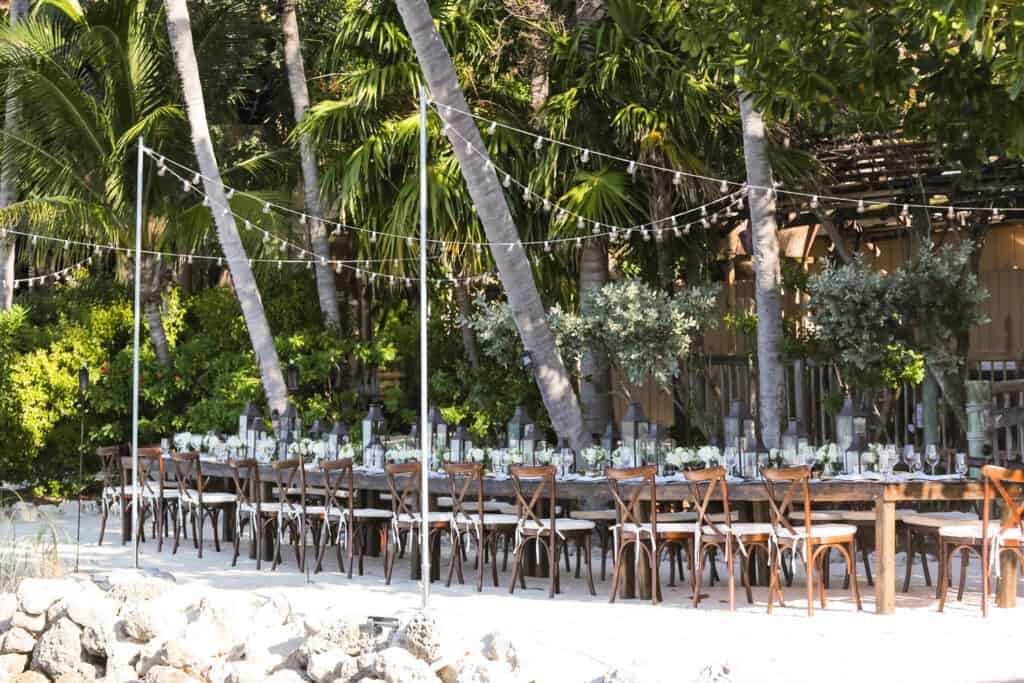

left=394, top=0, right=588, bottom=450
left=163, top=0, right=288, bottom=414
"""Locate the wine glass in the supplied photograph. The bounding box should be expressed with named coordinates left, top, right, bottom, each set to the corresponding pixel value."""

left=955, top=452, right=968, bottom=478
left=883, top=444, right=897, bottom=477
left=902, top=445, right=915, bottom=471
left=925, top=444, right=940, bottom=475
left=910, top=451, right=923, bottom=474
left=724, top=446, right=738, bottom=477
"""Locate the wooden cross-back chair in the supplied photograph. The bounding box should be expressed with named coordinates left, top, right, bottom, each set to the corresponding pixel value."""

left=509, top=465, right=596, bottom=599
left=96, top=445, right=125, bottom=546
left=269, top=458, right=314, bottom=572
left=135, top=447, right=174, bottom=551
left=227, top=458, right=273, bottom=569
left=761, top=466, right=862, bottom=616
left=170, top=452, right=236, bottom=559
left=444, top=463, right=519, bottom=591
left=684, top=466, right=771, bottom=611
left=384, top=462, right=449, bottom=585
left=313, top=458, right=356, bottom=575
left=938, top=465, right=1024, bottom=617
left=605, top=466, right=660, bottom=604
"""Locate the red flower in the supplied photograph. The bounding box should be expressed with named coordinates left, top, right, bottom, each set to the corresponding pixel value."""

left=174, top=375, right=182, bottom=382
left=155, top=371, right=163, bottom=379
left=100, top=361, right=109, bottom=376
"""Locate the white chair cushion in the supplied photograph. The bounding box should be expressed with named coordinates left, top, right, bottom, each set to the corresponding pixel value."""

left=441, top=498, right=506, bottom=513
left=839, top=509, right=914, bottom=522
left=621, top=522, right=694, bottom=535
left=197, top=492, right=237, bottom=504
left=285, top=487, right=348, bottom=498
left=939, top=521, right=1023, bottom=541
left=238, top=502, right=270, bottom=513
left=903, top=511, right=978, bottom=528
left=707, top=510, right=740, bottom=523
left=397, top=512, right=452, bottom=524
left=303, top=505, right=345, bottom=518
left=353, top=508, right=393, bottom=519
left=523, top=518, right=595, bottom=532
left=659, top=511, right=699, bottom=522
left=701, top=522, right=774, bottom=537
left=464, top=513, right=520, bottom=526
left=779, top=523, right=858, bottom=539
left=497, top=504, right=562, bottom=515
left=570, top=509, right=617, bottom=521
left=788, top=510, right=850, bottom=522
left=143, top=489, right=179, bottom=499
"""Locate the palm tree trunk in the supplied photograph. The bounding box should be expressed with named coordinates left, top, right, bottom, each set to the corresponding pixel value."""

left=164, top=0, right=288, bottom=414
left=578, top=238, right=611, bottom=437
left=395, top=0, right=588, bottom=450
left=453, top=280, right=481, bottom=367
left=0, top=0, right=27, bottom=311
left=142, top=254, right=170, bottom=365
left=738, top=89, right=785, bottom=448
left=280, top=0, right=340, bottom=329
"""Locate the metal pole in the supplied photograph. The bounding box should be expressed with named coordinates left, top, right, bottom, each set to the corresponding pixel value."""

left=418, top=86, right=430, bottom=608
left=131, top=137, right=144, bottom=569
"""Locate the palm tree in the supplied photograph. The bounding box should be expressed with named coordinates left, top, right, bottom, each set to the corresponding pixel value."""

left=163, top=0, right=288, bottom=414
left=738, top=88, right=784, bottom=448
left=394, top=0, right=588, bottom=449
left=0, top=0, right=26, bottom=311
left=280, top=0, right=339, bottom=329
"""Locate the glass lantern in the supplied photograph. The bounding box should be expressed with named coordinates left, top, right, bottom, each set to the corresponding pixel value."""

left=556, top=438, right=575, bottom=477
left=844, top=433, right=867, bottom=475
left=328, top=421, right=349, bottom=459
left=362, top=404, right=386, bottom=460
left=308, top=419, right=326, bottom=440
left=724, top=400, right=756, bottom=454
left=409, top=422, right=420, bottom=448
left=835, top=395, right=868, bottom=454
left=366, top=436, right=385, bottom=470
left=507, top=406, right=536, bottom=463
left=621, top=402, right=650, bottom=468
left=282, top=401, right=301, bottom=441
left=449, top=425, right=472, bottom=463
left=427, top=404, right=449, bottom=453
left=746, top=436, right=770, bottom=478
left=600, top=421, right=620, bottom=454
left=239, top=402, right=259, bottom=441
left=246, top=417, right=265, bottom=458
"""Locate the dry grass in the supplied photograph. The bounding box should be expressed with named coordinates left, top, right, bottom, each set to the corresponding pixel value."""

left=0, top=491, right=66, bottom=593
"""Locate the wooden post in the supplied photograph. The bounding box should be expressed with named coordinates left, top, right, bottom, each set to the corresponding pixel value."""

left=997, top=503, right=1018, bottom=608
left=874, top=497, right=896, bottom=614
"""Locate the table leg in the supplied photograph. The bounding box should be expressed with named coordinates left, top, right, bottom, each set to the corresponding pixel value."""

left=997, top=505, right=1018, bottom=608
left=752, top=501, right=770, bottom=585
left=874, top=499, right=896, bottom=614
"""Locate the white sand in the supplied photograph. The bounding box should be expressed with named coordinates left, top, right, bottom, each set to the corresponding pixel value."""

left=5, top=507, right=1023, bottom=683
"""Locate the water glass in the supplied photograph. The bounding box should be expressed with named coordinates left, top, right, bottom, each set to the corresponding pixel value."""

left=925, top=444, right=940, bottom=475
left=955, top=452, right=968, bottom=478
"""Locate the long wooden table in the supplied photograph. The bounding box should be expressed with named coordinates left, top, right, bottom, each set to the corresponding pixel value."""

left=130, top=457, right=1018, bottom=614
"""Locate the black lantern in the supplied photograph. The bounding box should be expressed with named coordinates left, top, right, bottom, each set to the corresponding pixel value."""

left=283, top=401, right=301, bottom=439
left=247, top=416, right=265, bottom=457
left=366, top=435, right=386, bottom=469
left=239, top=402, right=260, bottom=441
left=427, top=404, right=449, bottom=452
left=286, top=360, right=299, bottom=393
left=362, top=404, right=386, bottom=457
left=78, top=362, right=89, bottom=396
left=506, top=406, right=536, bottom=461
left=328, top=421, right=349, bottom=458
left=449, top=425, right=472, bottom=463
left=835, top=395, right=868, bottom=454
left=621, top=402, right=650, bottom=467
left=724, top=400, right=756, bottom=454
left=270, top=409, right=282, bottom=438
left=409, top=422, right=420, bottom=448
left=600, top=421, right=620, bottom=454
left=308, top=419, right=326, bottom=439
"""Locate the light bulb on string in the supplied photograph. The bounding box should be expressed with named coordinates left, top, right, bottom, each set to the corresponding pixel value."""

left=486, top=121, right=497, bottom=135
left=673, top=172, right=682, bottom=186
left=243, top=220, right=251, bottom=231
left=202, top=195, right=211, bottom=207
left=278, top=261, right=283, bottom=270
left=810, top=195, right=820, bottom=209
left=183, top=180, right=192, bottom=193
left=627, top=161, right=637, bottom=176
left=542, top=198, right=551, bottom=212
left=642, top=229, right=651, bottom=242
left=577, top=216, right=584, bottom=230
left=592, top=222, right=601, bottom=235
left=191, top=172, right=200, bottom=185
left=522, top=186, right=530, bottom=201
left=31, top=235, right=37, bottom=246
left=226, top=188, right=235, bottom=199
left=217, top=257, right=223, bottom=267
left=673, top=226, right=681, bottom=237
left=335, top=262, right=342, bottom=274
left=947, top=205, right=955, bottom=220
left=533, top=136, right=543, bottom=151
left=300, top=214, right=307, bottom=225
left=581, top=149, right=590, bottom=163
left=370, top=232, right=378, bottom=243
left=263, top=202, right=271, bottom=214
left=63, top=240, right=69, bottom=250
left=502, top=174, right=511, bottom=188
left=720, top=179, right=729, bottom=194
left=187, top=255, right=193, bottom=265
left=857, top=199, right=865, bottom=214
left=544, top=241, right=551, bottom=252
left=406, top=236, right=415, bottom=246
left=701, top=218, right=710, bottom=229
left=484, top=159, right=493, bottom=171
left=221, top=206, right=230, bottom=216
left=157, top=164, right=166, bottom=177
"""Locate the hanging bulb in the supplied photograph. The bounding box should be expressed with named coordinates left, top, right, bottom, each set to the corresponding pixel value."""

left=502, top=174, right=511, bottom=188
left=335, top=262, right=342, bottom=274
left=592, top=222, right=601, bottom=235
left=278, top=260, right=283, bottom=270
left=370, top=231, right=378, bottom=242
left=673, top=172, right=682, bottom=186
left=300, top=214, right=307, bottom=225
left=262, top=232, right=271, bottom=243
left=475, top=243, right=483, bottom=254
left=202, top=195, right=211, bottom=207
left=736, top=197, right=744, bottom=210
left=711, top=212, right=718, bottom=224
left=720, top=179, right=729, bottom=194
left=627, top=160, right=637, bottom=175
left=157, top=164, right=166, bottom=177
left=542, top=198, right=551, bottom=212
left=263, top=202, right=271, bottom=214
left=217, top=257, right=223, bottom=267
left=581, top=149, right=590, bottom=163
left=226, top=188, right=235, bottom=200
left=900, top=204, right=910, bottom=218
left=63, top=240, right=69, bottom=250
left=684, top=223, right=692, bottom=234
left=533, top=135, right=543, bottom=151
left=857, top=199, right=865, bottom=214
left=183, top=180, right=192, bottom=193
left=577, top=216, right=584, bottom=230
left=31, top=235, right=37, bottom=245
left=222, top=206, right=230, bottom=216
left=701, top=218, right=710, bottom=229
left=544, top=241, right=551, bottom=252
left=576, top=237, right=582, bottom=247
left=187, top=255, right=194, bottom=265
left=486, top=121, right=497, bottom=135
left=243, top=219, right=251, bottom=231
left=947, top=205, right=955, bottom=220
left=407, top=235, right=415, bottom=246
left=673, top=226, right=681, bottom=237
left=810, top=195, right=820, bottom=209
left=484, top=159, right=493, bottom=171
left=192, top=172, right=200, bottom=184
left=557, top=209, right=566, bottom=222
left=701, top=205, right=708, bottom=217
left=306, top=260, right=312, bottom=269
left=642, top=229, right=651, bottom=242
left=522, top=186, right=530, bottom=201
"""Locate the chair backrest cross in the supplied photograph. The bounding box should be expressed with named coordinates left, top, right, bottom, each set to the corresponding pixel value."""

left=510, top=465, right=557, bottom=533
left=136, top=447, right=167, bottom=499
left=443, top=463, right=484, bottom=523
left=605, top=466, right=657, bottom=536
left=385, top=462, right=421, bottom=520
left=96, top=445, right=125, bottom=493
left=684, top=466, right=733, bottom=536
left=271, top=458, right=306, bottom=517
left=227, top=458, right=261, bottom=510
left=760, top=466, right=812, bottom=538
left=321, top=458, right=355, bottom=519
left=982, top=465, right=1024, bottom=540
left=170, top=451, right=204, bottom=505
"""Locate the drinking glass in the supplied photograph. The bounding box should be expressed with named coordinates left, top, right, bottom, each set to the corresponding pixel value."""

left=724, top=447, right=738, bottom=477
left=955, top=452, right=968, bottom=478
left=902, top=445, right=915, bottom=470
left=925, top=444, right=940, bottom=475
left=910, top=451, right=923, bottom=474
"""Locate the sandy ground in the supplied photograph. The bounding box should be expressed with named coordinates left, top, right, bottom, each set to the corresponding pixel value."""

left=4, top=505, right=1024, bottom=683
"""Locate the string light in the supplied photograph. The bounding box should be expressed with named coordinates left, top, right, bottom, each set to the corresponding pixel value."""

left=581, top=149, right=590, bottom=164
left=857, top=199, right=865, bottom=214
left=486, top=121, right=496, bottom=135
left=810, top=195, right=819, bottom=209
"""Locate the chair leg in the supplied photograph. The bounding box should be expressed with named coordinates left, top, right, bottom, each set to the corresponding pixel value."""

left=903, top=527, right=914, bottom=592
left=847, top=542, right=862, bottom=611
left=609, top=542, right=626, bottom=603
left=937, top=540, right=949, bottom=612
left=574, top=536, right=582, bottom=579
left=806, top=549, right=815, bottom=617
left=585, top=533, right=597, bottom=597
left=956, top=548, right=969, bottom=602
left=817, top=552, right=827, bottom=610
left=599, top=526, right=609, bottom=581
left=921, top=532, right=933, bottom=589
left=726, top=539, right=736, bottom=612
left=692, top=544, right=705, bottom=608
left=668, top=543, right=677, bottom=587
left=739, top=549, right=754, bottom=605
left=860, top=535, right=873, bottom=587
left=508, top=540, right=525, bottom=595
left=549, top=537, right=558, bottom=599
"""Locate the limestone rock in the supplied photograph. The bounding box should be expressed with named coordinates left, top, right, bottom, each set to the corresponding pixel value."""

left=240, top=622, right=303, bottom=675
left=0, top=654, right=27, bottom=678
left=143, top=666, right=200, bottom=683
left=601, top=669, right=639, bottom=683
left=693, top=663, right=731, bottom=683
left=0, top=594, right=17, bottom=631
left=399, top=611, right=444, bottom=664
left=31, top=617, right=83, bottom=679
left=480, top=633, right=516, bottom=669
left=99, top=664, right=137, bottom=683
left=119, top=600, right=185, bottom=644
left=263, top=671, right=308, bottom=683
left=10, top=613, right=45, bottom=635
left=17, top=579, right=71, bottom=616
left=53, top=669, right=96, bottom=683
left=306, top=650, right=357, bottom=683
left=318, top=618, right=363, bottom=657
left=1, top=629, right=36, bottom=655
left=13, top=671, right=50, bottom=683
left=370, top=647, right=435, bottom=683
left=454, top=655, right=517, bottom=683
left=45, top=601, right=68, bottom=627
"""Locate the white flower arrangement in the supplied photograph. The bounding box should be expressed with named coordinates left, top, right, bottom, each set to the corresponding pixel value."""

left=466, top=447, right=486, bottom=463
left=612, top=447, right=632, bottom=467
left=173, top=432, right=192, bottom=451
left=225, top=435, right=243, bottom=450
left=255, top=437, right=277, bottom=461
left=816, top=442, right=839, bottom=466
left=386, top=448, right=408, bottom=463
left=665, top=447, right=692, bottom=469
left=581, top=446, right=608, bottom=469
left=867, top=442, right=883, bottom=466
left=203, top=434, right=222, bottom=451
left=189, top=434, right=204, bottom=452
left=339, top=443, right=355, bottom=460
left=696, top=445, right=721, bottom=465
left=534, top=448, right=555, bottom=465
left=310, top=440, right=328, bottom=460
left=506, top=449, right=525, bottom=465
